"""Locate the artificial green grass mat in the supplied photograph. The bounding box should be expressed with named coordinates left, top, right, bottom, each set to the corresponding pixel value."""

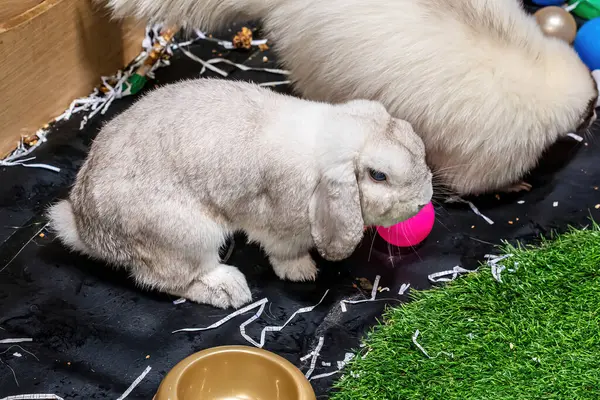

left=332, top=225, right=600, bottom=400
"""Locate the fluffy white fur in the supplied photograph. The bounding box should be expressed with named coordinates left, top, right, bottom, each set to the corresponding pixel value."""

left=48, top=79, right=432, bottom=309
left=107, top=0, right=598, bottom=195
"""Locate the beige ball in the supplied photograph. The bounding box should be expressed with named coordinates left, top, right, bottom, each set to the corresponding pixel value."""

left=534, top=6, right=578, bottom=44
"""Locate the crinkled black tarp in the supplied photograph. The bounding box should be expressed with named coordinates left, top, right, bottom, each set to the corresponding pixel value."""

left=1, top=17, right=599, bottom=399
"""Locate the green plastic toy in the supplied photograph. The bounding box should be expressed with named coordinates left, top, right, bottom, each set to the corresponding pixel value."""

left=568, top=0, right=600, bottom=20
left=122, top=74, right=148, bottom=96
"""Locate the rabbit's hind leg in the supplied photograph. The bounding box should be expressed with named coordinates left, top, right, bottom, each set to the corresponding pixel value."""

left=133, top=256, right=252, bottom=309
left=128, top=203, right=252, bottom=309
left=178, top=264, right=252, bottom=309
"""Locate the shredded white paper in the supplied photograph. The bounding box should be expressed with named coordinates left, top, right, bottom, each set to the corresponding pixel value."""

left=175, top=31, right=291, bottom=77
left=446, top=196, right=494, bottom=225
left=172, top=298, right=186, bottom=305
left=176, top=45, right=229, bottom=76
left=337, top=352, right=355, bottom=370
left=485, top=254, right=512, bottom=283
left=340, top=275, right=381, bottom=312
left=258, top=80, right=292, bottom=87
left=566, top=133, right=584, bottom=142
left=1, top=25, right=289, bottom=172
left=553, top=201, right=559, bottom=207
left=310, top=352, right=357, bottom=381
left=195, top=56, right=290, bottom=76
left=517, top=200, right=525, bottom=204
left=309, top=370, right=340, bottom=381
left=398, top=283, right=410, bottom=295
left=509, top=261, right=519, bottom=273
left=116, top=366, right=151, bottom=400
left=0, top=157, right=60, bottom=173
left=304, top=336, right=325, bottom=379
left=340, top=302, right=348, bottom=313
left=241, top=290, right=329, bottom=348
left=484, top=254, right=513, bottom=265
left=60, top=27, right=171, bottom=131
left=172, top=28, right=288, bottom=77
left=0, top=396, right=64, bottom=400
left=193, top=29, right=268, bottom=50
left=428, top=266, right=471, bottom=283
left=321, top=361, right=331, bottom=367
left=491, top=264, right=506, bottom=283
left=238, top=300, right=268, bottom=346
left=173, top=291, right=328, bottom=348
left=0, top=339, right=33, bottom=344
left=0, top=130, right=58, bottom=173
left=172, top=298, right=269, bottom=333
left=412, top=329, right=431, bottom=358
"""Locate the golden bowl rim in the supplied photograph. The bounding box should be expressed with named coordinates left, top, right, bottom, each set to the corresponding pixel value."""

left=155, top=345, right=317, bottom=400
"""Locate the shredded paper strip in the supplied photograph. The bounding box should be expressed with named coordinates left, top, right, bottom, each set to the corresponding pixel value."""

left=241, top=290, right=329, bottom=348
left=428, top=266, right=471, bottom=283
left=172, top=298, right=269, bottom=333
left=446, top=196, right=494, bottom=225
left=412, top=329, right=431, bottom=358
left=0, top=396, right=64, bottom=400
left=116, top=366, right=151, bottom=400
left=340, top=275, right=381, bottom=311
left=485, top=253, right=513, bottom=283
left=173, top=291, right=328, bottom=349
left=566, top=133, right=583, bottom=142
left=304, top=336, right=325, bottom=379
left=0, top=339, right=33, bottom=344
left=398, top=283, right=410, bottom=295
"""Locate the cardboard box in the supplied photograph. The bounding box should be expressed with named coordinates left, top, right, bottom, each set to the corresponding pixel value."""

left=0, top=0, right=145, bottom=156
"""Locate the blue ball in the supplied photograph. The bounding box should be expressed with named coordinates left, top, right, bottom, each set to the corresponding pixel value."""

left=574, top=17, right=600, bottom=70
left=531, top=0, right=566, bottom=5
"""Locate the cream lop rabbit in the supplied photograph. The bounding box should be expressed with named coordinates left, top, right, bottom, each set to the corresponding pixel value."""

left=49, top=79, right=432, bottom=309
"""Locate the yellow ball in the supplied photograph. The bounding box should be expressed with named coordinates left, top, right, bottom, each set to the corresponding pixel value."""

left=534, top=6, right=578, bottom=44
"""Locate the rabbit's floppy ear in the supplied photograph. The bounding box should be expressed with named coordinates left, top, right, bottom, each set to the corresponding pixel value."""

left=309, top=163, right=364, bottom=261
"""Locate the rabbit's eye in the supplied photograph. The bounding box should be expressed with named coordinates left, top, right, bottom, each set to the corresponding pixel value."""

left=369, top=169, right=387, bottom=182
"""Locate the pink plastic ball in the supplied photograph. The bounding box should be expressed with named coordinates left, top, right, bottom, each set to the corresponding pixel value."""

left=376, top=202, right=435, bottom=247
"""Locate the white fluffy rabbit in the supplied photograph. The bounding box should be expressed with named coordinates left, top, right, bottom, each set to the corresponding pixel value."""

left=106, top=0, right=599, bottom=195
left=48, top=79, right=433, bottom=309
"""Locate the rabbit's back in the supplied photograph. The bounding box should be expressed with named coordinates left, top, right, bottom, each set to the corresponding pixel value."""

left=68, top=79, right=326, bottom=253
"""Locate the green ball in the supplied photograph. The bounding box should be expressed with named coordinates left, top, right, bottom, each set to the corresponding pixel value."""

left=568, top=0, right=600, bottom=20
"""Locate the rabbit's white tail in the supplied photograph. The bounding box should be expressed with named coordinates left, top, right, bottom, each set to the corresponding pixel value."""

left=106, top=0, right=282, bottom=31
left=47, top=200, right=87, bottom=253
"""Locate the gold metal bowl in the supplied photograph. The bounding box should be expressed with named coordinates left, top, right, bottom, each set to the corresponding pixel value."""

left=155, top=345, right=317, bottom=400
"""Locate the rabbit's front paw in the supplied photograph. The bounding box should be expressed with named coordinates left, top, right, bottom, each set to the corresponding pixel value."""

left=271, top=254, right=318, bottom=282
left=187, top=264, right=252, bottom=309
